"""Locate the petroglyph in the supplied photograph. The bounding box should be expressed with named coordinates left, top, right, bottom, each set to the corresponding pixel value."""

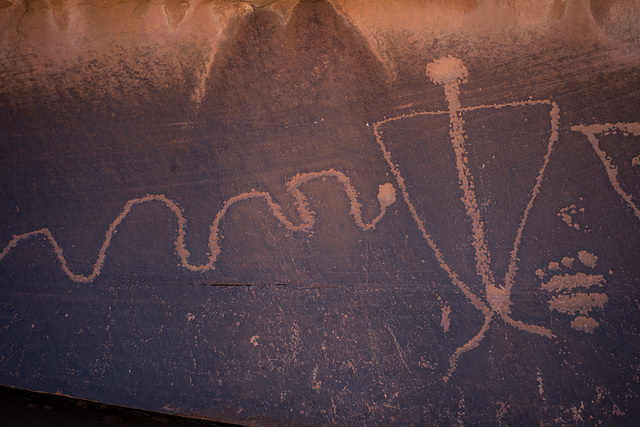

left=373, top=56, right=559, bottom=380
left=571, top=122, right=640, bottom=222
left=1, top=47, right=635, bottom=390
left=570, top=316, right=600, bottom=333
left=0, top=169, right=396, bottom=283
left=537, top=368, right=545, bottom=399
left=558, top=201, right=586, bottom=231
left=441, top=304, right=451, bottom=333
left=562, top=257, right=575, bottom=268
left=578, top=250, right=598, bottom=268
left=541, top=272, right=604, bottom=293
left=538, top=250, right=608, bottom=333
left=384, top=322, right=410, bottom=372
left=548, top=293, right=609, bottom=315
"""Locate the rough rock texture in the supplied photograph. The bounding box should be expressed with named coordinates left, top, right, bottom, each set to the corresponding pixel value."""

left=1, top=0, right=640, bottom=424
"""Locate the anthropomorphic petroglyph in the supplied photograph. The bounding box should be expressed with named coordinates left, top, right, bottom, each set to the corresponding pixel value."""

left=0, top=170, right=396, bottom=283
left=373, top=56, right=560, bottom=380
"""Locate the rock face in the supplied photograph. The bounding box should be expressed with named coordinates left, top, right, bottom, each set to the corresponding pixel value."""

left=1, top=0, right=640, bottom=424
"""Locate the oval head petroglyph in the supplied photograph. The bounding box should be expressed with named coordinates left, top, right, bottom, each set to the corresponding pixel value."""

left=426, top=56, right=468, bottom=88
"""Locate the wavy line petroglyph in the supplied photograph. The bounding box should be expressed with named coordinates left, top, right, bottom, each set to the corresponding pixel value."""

left=373, top=56, right=559, bottom=381
left=0, top=169, right=396, bottom=283
left=571, top=122, right=640, bottom=222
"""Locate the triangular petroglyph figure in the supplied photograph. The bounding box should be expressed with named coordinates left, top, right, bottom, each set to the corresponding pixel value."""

left=373, top=56, right=560, bottom=380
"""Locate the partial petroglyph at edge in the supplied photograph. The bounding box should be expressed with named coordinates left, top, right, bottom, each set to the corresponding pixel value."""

left=572, top=122, right=640, bottom=222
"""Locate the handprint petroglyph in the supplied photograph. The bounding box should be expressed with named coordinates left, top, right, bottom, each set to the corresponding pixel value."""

left=538, top=250, right=609, bottom=333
